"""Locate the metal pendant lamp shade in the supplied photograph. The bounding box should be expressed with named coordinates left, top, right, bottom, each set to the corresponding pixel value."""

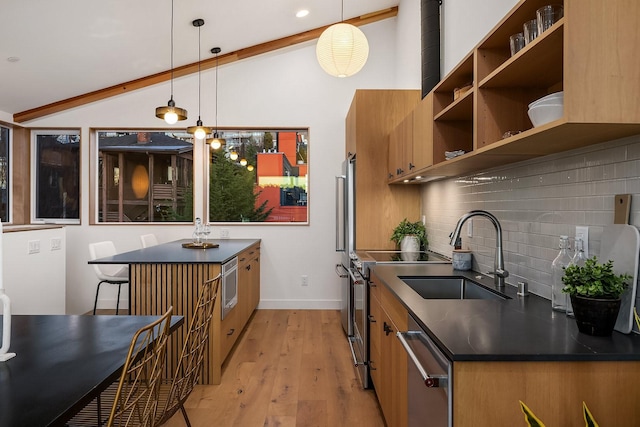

left=155, top=0, right=187, bottom=124
left=316, top=20, right=369, bottom=77
left=186, top=19, right=211, bottom=140
left=209, top=47, right=226, bottom=150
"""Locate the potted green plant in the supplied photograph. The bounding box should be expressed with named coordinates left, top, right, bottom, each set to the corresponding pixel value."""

left=562, top=256, right=632, bottom=336
left=391, top=218, right=428, bottom=252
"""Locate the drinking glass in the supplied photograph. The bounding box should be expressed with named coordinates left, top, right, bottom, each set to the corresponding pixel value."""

left=523, top=19, right=538, bottom=45
left=537, top=5, right=563, bottom=34
left=509, top=33, right=525, bottom=56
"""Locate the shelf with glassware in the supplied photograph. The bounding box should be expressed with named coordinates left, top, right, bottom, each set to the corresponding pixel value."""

left=394, top=0, right=640, bottom=183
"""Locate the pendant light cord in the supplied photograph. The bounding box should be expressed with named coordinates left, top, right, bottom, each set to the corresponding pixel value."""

left=214, top=51, right=219, bottom=132
left=197, top=23, right=201, bottom=120
left=170, top=0, right=175, bottom=99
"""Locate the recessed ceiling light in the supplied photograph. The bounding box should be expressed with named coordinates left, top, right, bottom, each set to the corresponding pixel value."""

left=6, top=57, right=20, bottom=63
left=296, top=9, right=309, bottom=18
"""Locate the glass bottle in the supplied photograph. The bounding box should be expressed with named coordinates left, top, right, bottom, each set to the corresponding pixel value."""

left=193, top=217, right=203, bottom=245
left=566, top=238, right=587, bottom=317
left=551, top=235, right=572, bottom=312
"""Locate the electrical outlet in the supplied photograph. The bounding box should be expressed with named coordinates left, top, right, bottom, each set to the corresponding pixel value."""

left=50, top=237, right=62, bottom=251
left=467, top=219, right=473, bottom=238
left=220, top=228, right=230, bottom=239
left=301, top=275, right=309, bottom=286
left=575, top=226, right=589, bottom=257
left=28, top=240, right=40, bottom=254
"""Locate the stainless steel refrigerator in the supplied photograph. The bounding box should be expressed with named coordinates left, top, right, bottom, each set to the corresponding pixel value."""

left=335, top=156, right=355, bottom=336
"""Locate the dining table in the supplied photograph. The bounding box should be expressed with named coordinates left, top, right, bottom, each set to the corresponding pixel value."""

left=0, top=314, right=183, bottom=427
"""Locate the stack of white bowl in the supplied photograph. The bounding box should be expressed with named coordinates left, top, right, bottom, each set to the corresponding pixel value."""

left=527, top=91, right=563, bottom=127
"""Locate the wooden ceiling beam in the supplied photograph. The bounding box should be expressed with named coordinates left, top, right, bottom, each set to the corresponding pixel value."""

left=13, top=7, right=398, bottom=123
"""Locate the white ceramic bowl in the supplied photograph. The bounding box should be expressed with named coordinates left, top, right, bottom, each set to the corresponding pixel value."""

left=528, top=103, right=563, bottom=127
left=529, top=91, right=564, bottom=109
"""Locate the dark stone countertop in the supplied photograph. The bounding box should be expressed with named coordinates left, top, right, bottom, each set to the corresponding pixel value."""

left=90, top=238, right=261, bottom=265
left=372, top=263, right=640, bottom=362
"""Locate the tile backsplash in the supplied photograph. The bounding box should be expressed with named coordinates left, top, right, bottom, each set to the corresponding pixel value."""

left=421, top=133, right=640, bottom=299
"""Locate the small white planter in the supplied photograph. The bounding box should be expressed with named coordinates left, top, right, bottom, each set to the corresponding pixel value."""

left=400, top=235, right=420, bottom=252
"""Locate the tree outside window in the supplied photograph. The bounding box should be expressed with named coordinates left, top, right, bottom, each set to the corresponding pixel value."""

left=209, top=129, right=308, bottom=223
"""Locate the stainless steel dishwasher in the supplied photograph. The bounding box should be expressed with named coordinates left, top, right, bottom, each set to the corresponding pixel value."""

left=397, top=314, right=452, bottom=427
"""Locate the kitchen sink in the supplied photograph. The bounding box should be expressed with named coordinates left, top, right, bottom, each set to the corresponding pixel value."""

left=399, top=276, right=510, bottom=300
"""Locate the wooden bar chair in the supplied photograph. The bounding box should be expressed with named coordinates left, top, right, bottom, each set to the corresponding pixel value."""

left=67, top=306, right=173, bottom=427
left=154, top=274, right=221, bottom=427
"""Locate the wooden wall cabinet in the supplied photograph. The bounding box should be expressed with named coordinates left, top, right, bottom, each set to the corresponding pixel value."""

left=388, top=93, right=436, bottom=183
left=346, top=90, right=422, bottom=249
left=396, top=0, right=640, bottom=182
left=368, top=272, right=408, bottom=427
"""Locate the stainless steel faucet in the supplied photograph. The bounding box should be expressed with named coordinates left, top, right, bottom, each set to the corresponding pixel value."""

left=449, top=210, right=509, bottom=288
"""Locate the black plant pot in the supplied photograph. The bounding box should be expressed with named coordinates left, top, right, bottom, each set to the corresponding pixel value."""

left=570, top=294, right=621, bottom=336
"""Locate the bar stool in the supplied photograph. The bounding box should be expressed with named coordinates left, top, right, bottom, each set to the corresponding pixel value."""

left=89, top=241, right=129, bottom=315
left=140, top=233, right=158, bottom=248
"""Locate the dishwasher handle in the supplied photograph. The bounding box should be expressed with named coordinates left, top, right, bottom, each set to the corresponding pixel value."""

left=397, top=331, right=448, bottom=388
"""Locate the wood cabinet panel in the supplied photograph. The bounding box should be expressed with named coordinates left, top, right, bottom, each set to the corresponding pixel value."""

left=369, top=272, right=408, bottom=427
left=346, top=90, right=421, bottom=249
left=453, top=360, right=640, bottom=426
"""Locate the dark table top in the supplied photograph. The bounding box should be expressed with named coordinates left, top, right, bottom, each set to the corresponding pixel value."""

left=89, top=238, right=260, bottom=265
left=0, top=314, right=183, bottom=427
left=372, top=263, right=640, bottom=362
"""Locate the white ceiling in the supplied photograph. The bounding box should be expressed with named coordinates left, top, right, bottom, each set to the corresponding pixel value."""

left=1, top=0, right=399, bottom=116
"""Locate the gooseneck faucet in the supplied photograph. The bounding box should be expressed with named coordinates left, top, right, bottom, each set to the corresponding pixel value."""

left=449, top=210, right=509, bottom=289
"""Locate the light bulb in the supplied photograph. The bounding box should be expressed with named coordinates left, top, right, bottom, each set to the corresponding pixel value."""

left=194, top=127, right=206, bottom=140
left=240, top=158, right=247, bottom=166
left=247, top=165, right=254, bottom=171
left=211, top=139, right=221, bottom=150
left=164, top=111, right=178, bottom=125
left=230, top=151, right=238, bottom=161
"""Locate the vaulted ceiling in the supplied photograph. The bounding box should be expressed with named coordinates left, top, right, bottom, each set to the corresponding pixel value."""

left=1, top=0, right=400, bottom=121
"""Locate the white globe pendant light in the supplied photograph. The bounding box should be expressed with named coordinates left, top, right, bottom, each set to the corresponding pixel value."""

left=316, top=1, right=369, bottom=78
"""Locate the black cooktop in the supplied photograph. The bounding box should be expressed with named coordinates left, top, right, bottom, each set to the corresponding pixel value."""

left=364, top=250, right=450, bottom=263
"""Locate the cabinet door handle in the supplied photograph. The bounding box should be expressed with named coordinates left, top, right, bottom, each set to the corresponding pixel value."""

left=384, top=322, right=393, bottom=336
left=246, top=265, right=251, bottom=271
left=409, top=162, right=415, bottom=170
left=227, top=328, right=235, bottom=336
left=368, top=315, right=376, bottom=323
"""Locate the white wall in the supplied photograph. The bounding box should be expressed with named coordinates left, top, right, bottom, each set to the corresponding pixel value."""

left=3, top=227, right=66, bottom=314
left=24, top=17, right=413, bottom=314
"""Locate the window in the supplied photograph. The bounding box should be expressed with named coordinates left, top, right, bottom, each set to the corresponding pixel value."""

left=209, top=129, right=308, bottom=223
left=0, top=126, right=9, bottom=223
left=95, top=131, right=194, bottom=223
left=32, top=130, right=80, bottom=223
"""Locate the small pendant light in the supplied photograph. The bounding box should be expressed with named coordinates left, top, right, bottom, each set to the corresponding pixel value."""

left=316, top=0, right=369, bottom=77
left=155, top=0, right=187, bottom=124
left=186, top=19, right=211, bottom=140
left=209, top=47, right=227, bottom=150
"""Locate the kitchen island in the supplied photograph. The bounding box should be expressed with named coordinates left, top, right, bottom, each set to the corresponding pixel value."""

left=371, top=263, right=640, bottom=426
left=91, top=238, right=261, bottom=384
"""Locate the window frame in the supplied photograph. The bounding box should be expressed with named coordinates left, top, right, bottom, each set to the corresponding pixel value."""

left=30, top=128, right=81, bottom=225
left=0, top=124, right=11, bottom=224
left=90, top=129, right=196, bottom=225
left=206, top=127, right=310, bottom=225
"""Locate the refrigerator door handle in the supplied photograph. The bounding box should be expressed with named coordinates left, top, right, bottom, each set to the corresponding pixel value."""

left=335, top=175, right=346, bottom=252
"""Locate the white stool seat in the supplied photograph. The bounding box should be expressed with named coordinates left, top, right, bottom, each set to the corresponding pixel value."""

left=89, top=241, right=129, bottom=315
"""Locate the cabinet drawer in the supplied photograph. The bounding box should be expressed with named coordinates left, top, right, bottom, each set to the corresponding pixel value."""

left=219, top=304, right=240, bottom=360
left=380, top=282, right=408, bottom=330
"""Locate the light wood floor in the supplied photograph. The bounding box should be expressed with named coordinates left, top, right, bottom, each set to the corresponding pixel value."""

left=161, top=309, right=385, bottom=427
